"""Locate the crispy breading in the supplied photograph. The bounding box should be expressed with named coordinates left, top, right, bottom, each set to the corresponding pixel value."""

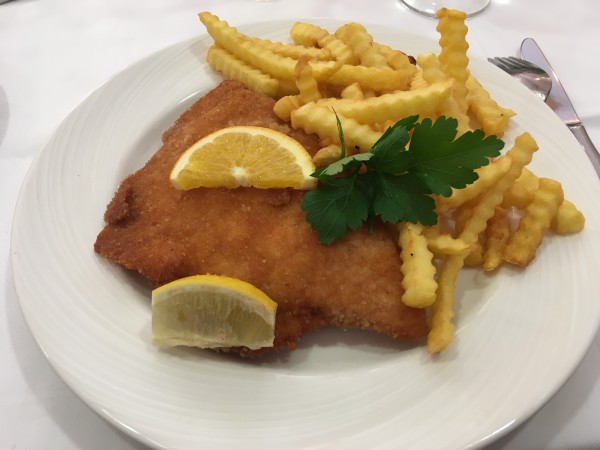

left=94, top=80, right=428, bottom=356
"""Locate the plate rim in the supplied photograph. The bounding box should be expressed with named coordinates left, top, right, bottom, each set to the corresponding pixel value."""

left=10, top=18, right=600, bottom=450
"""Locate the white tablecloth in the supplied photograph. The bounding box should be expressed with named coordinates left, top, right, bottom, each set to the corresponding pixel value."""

left=1, top=1, right=599, bottom=448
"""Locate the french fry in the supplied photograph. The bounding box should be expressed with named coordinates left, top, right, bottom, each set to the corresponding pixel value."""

left=453, top=204, right=483, bottom=266
left=290, top=22, right=359, bottom=65
left=410, top=68, right=428, bottom=90
left=501, top=167, right=539, bottom=209
left=275, top=79, right=300, bottom=98
left=312, top=144, right=345, bottom=168
left=464, top=242, right=484, bottom=267
left=206, top=45, right=280, bottom=98
left=289, top=21, right=324, bottom=46
left=417, top=52, right=470, bottom=134
left=436, top=155, right=512, bottom=213
left=428, top=254, right=462, bottom=353
left=373, top=42, right=417, bottom=77
left=502, top=182, right=534, bottom=209
left=334, top=23, right=390, bottom=69
left=517, top=167, right=539, bottom=190
left=340, top=82, right=365, bottom=100
left=363, top=88, right=377, bottom=98
left=366, top=121, right=390, bottom=133
left=324, top=63, right=412, bottom=92
left=316, top=83, right=343, bottom=99
left=200, top=12, right=341, bottom=84
left=201, top=12, right=297, bottom=81
left=273, top=56, right=323, bottom=121
left=310, top=79, right=453, bottom=124
left=295, top=56, right=322, bottom=103
left=290, top=105, right=382, bottom=152
left=436, top=8, right=470, bottom=116
left=504, top=178, right=564, bottom=266
left=454, top=203, right=473, bottom=236
left=420, top=219, right=446, bottom=239
left=427, top=234, right=475, bottom=257
left=398, top=223, right=438, bottom=308
left=428, top=132, right=539, bottom=352
left=416, top=52, right=446, bottom=84
left=249, top=37, right=333, bottom=61
left=460, top=133, right=539, bottom=245
left=466, top=76, right=515, bottom=137
left=552, top=199, right=585, bottom=234
left=482, top=207, right=511, bottom=272
left=273, top=95, right=302, bottom=121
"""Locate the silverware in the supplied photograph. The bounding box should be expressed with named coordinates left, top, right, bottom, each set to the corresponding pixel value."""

left=520, top=37, right=600, bottom=176
left=487, top=56, right=552, bottom=102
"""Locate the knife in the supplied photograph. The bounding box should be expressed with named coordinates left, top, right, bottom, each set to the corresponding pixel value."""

left=520, top=37, right=600, bottom=176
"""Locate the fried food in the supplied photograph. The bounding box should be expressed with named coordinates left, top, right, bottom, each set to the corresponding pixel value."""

left=417, top=52, right=470, bottom=134
left=94, top=80, right=428, bottom=356
left=398, top=223, right=437, bottom=308
left=290, top=21, right=358, bottom=64
left=466, top=76, right=515, bottom=137
left=428, top=132, right=539, bottom=352
left=273, top=56, right=323, bottom=121
left=501, top=167, right=539, bottom=209
left=435, top=155, right=512, bottom=213
left=334, top=22, right=389, bottom=69
left=290, top=104, right=382, bottom=152
left=482, top=206, right=511, bottom=272
left=503, top=177, right=564, bottom=266
left=99, top=11, right=587, bottom=357
left=206, top=45, right=280, bottom=98
left=307, top=79, right=453, bottom=124
left=436, top=8, right=470, bottom=116
left=552, top=199, right=585, bottom=234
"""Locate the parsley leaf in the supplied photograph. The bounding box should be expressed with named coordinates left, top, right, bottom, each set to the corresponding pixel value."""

left=373, top=173, right=437, bottom=225
left=373, top=115, right=419, bottom=155
left=408, top=116, right=504, bottom=196
left=368, top=116, right=417, bottom=173
left=312, top=153, right=373, bottom=181
left=301, top=113, right=504, bottom=243
left=334, top=108, right=346, bottom=159
left=301, top=175, right=369, bottom=244
left=311, top=109, right=374, bottom=181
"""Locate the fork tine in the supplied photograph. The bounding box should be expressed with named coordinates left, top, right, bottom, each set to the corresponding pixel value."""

left=487, top=57, right=513, bottom=73
left=487, top=57, right=501, bottom=67
left=505, top=56, right=547, bottom=73
left=497, top=57, right=517, bottom=67
left=507, top=56, right=534, bottom=69
left=488, top=56, right=547, bottom=77
left=487, top=54, right=552, bottom=102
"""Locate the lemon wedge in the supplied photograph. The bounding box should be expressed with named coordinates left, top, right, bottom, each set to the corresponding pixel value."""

left=170, top=125, right=317, bottom=190
left=151, top=274, right=277, bottom=350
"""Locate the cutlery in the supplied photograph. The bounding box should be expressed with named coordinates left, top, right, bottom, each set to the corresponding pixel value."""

left=487, top=56, right=552, bottom=102
left=519, top=38, right=600, bottom=176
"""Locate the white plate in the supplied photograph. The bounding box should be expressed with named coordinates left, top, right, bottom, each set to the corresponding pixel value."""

left=11, top=19, right=600, bottom=450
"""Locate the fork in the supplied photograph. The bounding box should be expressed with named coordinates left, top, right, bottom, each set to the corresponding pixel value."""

left=487, top=56, right=552, bottom=102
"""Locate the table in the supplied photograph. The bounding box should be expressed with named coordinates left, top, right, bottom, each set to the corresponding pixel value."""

left=1, top=1, right=599, bottom=448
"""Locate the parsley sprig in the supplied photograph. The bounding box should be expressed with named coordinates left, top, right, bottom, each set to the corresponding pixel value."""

left=301, top=114, right=504, bottom=244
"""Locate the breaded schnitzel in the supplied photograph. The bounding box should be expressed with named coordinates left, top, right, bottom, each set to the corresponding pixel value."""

left=94, top=80, right=428, bottom=356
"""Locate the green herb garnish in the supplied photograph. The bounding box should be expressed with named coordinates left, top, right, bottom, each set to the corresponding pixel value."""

left=301, top=113, right=504, bottom=244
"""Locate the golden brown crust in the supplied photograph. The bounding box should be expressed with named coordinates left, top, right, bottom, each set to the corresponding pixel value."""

left=94, top=80, right=428, bottom=356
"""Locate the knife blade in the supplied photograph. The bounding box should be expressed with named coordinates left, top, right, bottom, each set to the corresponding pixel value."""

left=520, top=37, right=600, bottom=176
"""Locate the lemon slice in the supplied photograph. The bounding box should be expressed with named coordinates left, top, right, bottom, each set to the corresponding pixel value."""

left=152, top=275, right=277, bottom=350
left=170, top=126, right=317, bottom=190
